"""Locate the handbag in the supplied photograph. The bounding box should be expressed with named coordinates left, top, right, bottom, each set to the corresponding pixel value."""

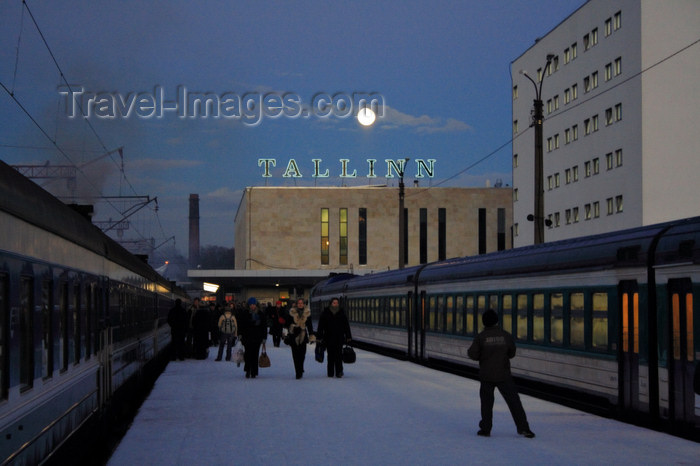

left=342, top=345, right=356, bottom=364
left=259, top=350, right=271, bottom=368
left=233, top=341, right=244, bottom=367
left=315, top=343, right=325, bottom=363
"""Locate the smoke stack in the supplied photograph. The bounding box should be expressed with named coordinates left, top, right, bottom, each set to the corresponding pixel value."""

left=189, top=194, right=200, bottom=268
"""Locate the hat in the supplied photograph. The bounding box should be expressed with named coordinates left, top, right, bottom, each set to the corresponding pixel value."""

left=247, top=297, right=257, bottom=305
left=482, top=309, right=499, bottom=327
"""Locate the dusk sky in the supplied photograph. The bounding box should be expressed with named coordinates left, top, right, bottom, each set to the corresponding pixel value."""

left=0, top=0, right=584, bottom=261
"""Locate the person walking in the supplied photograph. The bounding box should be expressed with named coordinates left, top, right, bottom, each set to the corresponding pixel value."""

left=167, top=299, right=188, bottom=361
left=240, top=297, right=267, bottom=378
left=467, top=309, right=535, bottom=438
left=316, top=297, right=352, bottom=378
left=215, top=303, right=238, bottom=361
left=287, top=298, right=315, bottom=379
left=267, top=301, right=286, bottom=347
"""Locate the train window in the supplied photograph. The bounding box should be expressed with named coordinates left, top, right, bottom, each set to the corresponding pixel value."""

left=446, top=296, right=454, bottom=333
left=42, top=280, right=54, bottom=379
left=517, top=294, right=528, bottom=340
left=570, top=292, right=585, bottom=348
left=489, top=295, right=498, bottom=313
left=502, top=295, right=513, bottom=335
left=436, top=296, right=444, bottom=332
left=686, top=293, right=693, bottom=362
left=428, top=296, right=436, bottom=331
left=466, top=296, right=475, bottom=335
left=477, top=295, right=486, bottom=333
left=85, top=284, right=92, bottom=359
left=74, top=284, right=81, bottom=365
left=400, top=296, right=407, bottom=327
left=20, top=277, right=34, bottom=391
left=592, top=292, right=609, bottom=350
left=0, top=274, right=8, bottom=400
left=533, top=293, right=545, bottom=343
left=670, top=292, right=692, bottom=361
left=60, top=282, right=69, bottom=371
left=550, top=293, right=563, bottom=345
left=455, top=296, right=464, bottom=334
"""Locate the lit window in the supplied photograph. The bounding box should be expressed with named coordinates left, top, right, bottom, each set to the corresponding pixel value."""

left=547, top=99, right=553, bottom=114
left=321, top=208, right=329, bottom=264
left=339, top=208, right=348, bottom=265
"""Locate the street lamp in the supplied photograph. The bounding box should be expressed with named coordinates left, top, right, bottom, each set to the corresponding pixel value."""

left=398, top=158, right=409, bottom=269
left=520, top=54, right=554, bottom=245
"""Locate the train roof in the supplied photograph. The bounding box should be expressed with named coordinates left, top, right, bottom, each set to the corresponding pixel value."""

left=0, top=160, right=177, bottom=291
left=312, top=216, right=700, bottom=294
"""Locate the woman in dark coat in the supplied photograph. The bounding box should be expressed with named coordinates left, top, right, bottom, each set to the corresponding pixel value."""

left=287, top=298, right=315, bottom=379
left=240, top=297, right=267, bottom=378
left=316, top=297, right=352, bottom=378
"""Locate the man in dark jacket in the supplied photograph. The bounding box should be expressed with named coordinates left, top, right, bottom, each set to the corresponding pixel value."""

left=468, top=309, right=535, bottom=438
left=316, top=297, right=352, bottom=378
left=240, top=297, right=267, bottom=378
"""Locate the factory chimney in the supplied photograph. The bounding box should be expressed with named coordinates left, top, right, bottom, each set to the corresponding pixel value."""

left=189, top=194, right=200, bottom=268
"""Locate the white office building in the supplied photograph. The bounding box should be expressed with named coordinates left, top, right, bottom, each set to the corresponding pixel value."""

left=511, top=0, right=700, bottom=246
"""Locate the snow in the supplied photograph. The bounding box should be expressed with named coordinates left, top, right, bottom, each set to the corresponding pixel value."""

left=108, top=344, right=699, bottom=465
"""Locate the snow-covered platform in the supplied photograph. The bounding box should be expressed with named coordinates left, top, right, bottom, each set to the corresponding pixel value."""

left=108, top=345, right=699, bottom=465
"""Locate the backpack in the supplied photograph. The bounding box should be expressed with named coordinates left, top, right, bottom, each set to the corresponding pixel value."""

left=220, top=314, right=236, bottom=335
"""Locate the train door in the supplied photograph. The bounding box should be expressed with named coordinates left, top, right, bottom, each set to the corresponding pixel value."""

left=619, top=280, right=641, bottom=413
left=667, top=278, right=696, bottom=425
left=409, top=290, right=426, bottom=361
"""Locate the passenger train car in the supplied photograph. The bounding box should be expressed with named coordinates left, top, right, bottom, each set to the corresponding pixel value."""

left=310, top=217, right=700, bottom=438
left=0, top=160, right=188, bottom=465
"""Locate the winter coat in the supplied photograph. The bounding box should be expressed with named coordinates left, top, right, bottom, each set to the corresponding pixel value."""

left=240, top=309, right=267, bottom=345
left=317, top=307, right=352, bottom=348
left=288, top=306, right=315, bottom=346
left=467, top=325, right=516, bottom=383
left=167, top=302, right=188, bottom=336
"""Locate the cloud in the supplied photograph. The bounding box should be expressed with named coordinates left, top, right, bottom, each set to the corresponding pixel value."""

left=128, top=158, right=202, bottom=170
left=377, top=106, right=472, bottom=133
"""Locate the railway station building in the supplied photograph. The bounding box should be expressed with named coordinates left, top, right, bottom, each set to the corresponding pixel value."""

left=189, top=185, right=512, bottom=305
left=511, top=0, right=700, bottom=247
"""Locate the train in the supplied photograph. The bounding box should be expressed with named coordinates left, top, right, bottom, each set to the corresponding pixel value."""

left=310, top=216, right=700, bottom=439
left=0, top=160, right=189, bottom=465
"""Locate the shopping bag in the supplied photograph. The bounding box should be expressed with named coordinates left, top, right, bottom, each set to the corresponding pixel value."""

left=342, top=345, right=356, bottom=364
left=259, top=350, right=271, bottom=368
left=315, top=343, right=325, bottom=363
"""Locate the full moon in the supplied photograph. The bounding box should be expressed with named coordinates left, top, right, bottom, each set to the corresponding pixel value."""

left=357, top=107, right=376, bottom=126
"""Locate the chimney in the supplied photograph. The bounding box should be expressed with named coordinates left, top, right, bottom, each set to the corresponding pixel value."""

left=189, top=194, right=200, bottom=269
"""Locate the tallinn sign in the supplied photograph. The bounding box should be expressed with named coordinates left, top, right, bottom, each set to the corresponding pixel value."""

left=258, top=158, right=436, bottom=179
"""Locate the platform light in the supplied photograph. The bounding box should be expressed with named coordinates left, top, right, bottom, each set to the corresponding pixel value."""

left=203, top=282, right=219, bottom=293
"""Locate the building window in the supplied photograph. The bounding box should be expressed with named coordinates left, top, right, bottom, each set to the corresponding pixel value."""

left=438, top=208, right=446, bottom=261
left=564, top=88, right=570, bottom=104
left=584, top=118, right=591, bottom=135
left=547, top=175, right=553, bottom=190
left=565, top=168, right=572, bottom=184
left=592, top=115, right=599, bottom=131
left=584, top=76, right=591, bottom=93
left=592, top=71, right=598, bottom=89
left=565, top=209, right=571, bottom=224
left=594, top=201, right=600, bottom=218
left=478, top=208, right=486, bottom=255
left=554, top=173, right=560, bottom=188
left=616, top=195, right=624, bottom=213
left=554, top=133, right=559, bottom=149
left=614, top=11, right=621, bottom=30
left=614, top=57, right=622, bottom=76
left=547, top=99, right=552, bottom=114
left=606, top=152, right=613, bottom=169
left=564, top=47, right=570, bottom=64
left=339, top=208, right=348, bottom=265
left=358, top=208, right=367, bottom=266
left=513, top=120, right=518, bottom=134
left=605, top=18, right=612, bottom=36
left=572, top=124, right=578, bottom=140
left=565, top=128, right=571, bottom=144
left=573, top=207, right=579, bottom=223
left=498, top=208, right=506, bottom=251
left=605, top=63, right=612, bottom=81
left=554, top=212, right=560, bottom=227
left=512, top=85, right=518, bottom=100
left=514, top=223, right=519, bottom=237
left=420, top=208, right=428, bottom=264
left=591, top=28, right=598, bottom=46
left=547, top=137, right=552, bottom=152
left=607, top=198, right=614, bottom=215
left=573, top=165, right=579, bottom=181
left=583, top=33, right=590, bottom=51
left=615, top=103, right=622, bottom=121
left=513, top=153, right=518, bottom=168
left=585, top=203, right=592, bottom=219
left=547, top=214, right=553, bottom=228
left=606, top=108, right=613, bottom=125
left=593, top=157, right=600, bottom=174
left=321, top=208, right=329, bottom=264
left=571, top=42, right=577, bottom=59
left=585, top=161, right=591, bottom=177
left=615, top=149, right=623, bottom=167
left=514, top=188, right=518, bottom=201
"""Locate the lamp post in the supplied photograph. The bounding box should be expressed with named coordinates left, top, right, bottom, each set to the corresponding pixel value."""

left=398, top=158, right=409, bottom=269
left=520, top=54, right=554, bottom=245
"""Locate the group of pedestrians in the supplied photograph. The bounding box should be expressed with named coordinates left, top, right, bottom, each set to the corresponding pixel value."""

left=169, top=297, right=535, bottom=438
left=168, top=296, right=352, bottom=380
